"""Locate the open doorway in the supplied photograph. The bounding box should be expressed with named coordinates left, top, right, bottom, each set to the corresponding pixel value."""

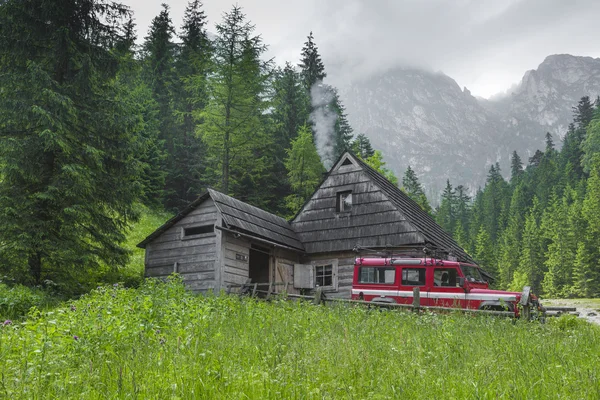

left=248, top=245, right=270, bottom=284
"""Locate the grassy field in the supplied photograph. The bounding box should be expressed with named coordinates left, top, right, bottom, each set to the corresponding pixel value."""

left=1, top=278, right=599, bottom=399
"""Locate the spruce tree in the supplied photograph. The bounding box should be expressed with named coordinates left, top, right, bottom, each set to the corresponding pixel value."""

left=511, top=197, right=544, bottom=293
left=436, top=180, right=456, bottom=235
left=298, top=31, right=326, bottom=92
left=351, top=133, right=375, bottom=159
left=541, top=192, right=576, bottom=297
left=573, top=95, right=595, bottom=130
left=474, top=227, right=496, bottom=282
left=401, top=166, right=432, bottom=214
left=496, top=183, right=527, bottom=289
left=166, top=0, right=212, bottom=211
left=510, top=150, right=524, bottom=184
left=0, top=0, right=143, bottom=287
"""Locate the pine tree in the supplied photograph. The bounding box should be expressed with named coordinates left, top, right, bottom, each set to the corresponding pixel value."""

left=481, top=164, right=510, bottom=243
left=401, top=166, right=432, bottom=214
left=298, top=31, right=326, bottom=92
left=0, top=0, right=143, bottom=287
left=284, top=125, right=325, bottom=216
left=351, top=133, right=375, bottom=159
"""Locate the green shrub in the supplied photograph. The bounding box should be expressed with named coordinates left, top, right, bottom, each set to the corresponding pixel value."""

left=0, top=282, right=57, bottom=320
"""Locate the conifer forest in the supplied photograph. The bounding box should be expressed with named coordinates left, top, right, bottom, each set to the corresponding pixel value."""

left=1, top=0, right=600, bottom=300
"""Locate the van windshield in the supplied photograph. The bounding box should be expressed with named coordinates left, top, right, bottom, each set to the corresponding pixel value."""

left=460, top=264, right=484, bottom=283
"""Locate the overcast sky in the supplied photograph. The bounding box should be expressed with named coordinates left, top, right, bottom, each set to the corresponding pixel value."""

left=129, top=0, right=600, bottom=98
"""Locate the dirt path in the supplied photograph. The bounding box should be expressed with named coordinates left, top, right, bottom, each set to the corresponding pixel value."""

left=543, top=299, right=600, bottom=326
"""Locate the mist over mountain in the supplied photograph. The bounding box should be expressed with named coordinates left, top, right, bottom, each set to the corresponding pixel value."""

left=340, top=54, right=600, bottom=198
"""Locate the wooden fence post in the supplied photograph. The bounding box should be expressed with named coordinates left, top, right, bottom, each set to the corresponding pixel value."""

left=313, top=287, right=323, bottom=305
left=412, top=287, right=420, bottom=312
left=520, top=286, right=531, bottom=320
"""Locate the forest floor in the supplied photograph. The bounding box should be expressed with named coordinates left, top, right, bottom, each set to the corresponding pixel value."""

left=543, top=298, right=600, bottom=325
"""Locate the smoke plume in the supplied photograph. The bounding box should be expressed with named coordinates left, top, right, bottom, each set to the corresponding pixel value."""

left=310, top=81, right=337, bottom=169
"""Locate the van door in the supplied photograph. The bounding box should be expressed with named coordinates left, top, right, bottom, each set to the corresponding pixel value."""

left=398, top=267, right=427, bottom=306
left=428, top=267, right=466, bottom=308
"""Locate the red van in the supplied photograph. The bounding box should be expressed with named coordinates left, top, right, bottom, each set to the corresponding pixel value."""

left=351, top=257, right=538, bottom=315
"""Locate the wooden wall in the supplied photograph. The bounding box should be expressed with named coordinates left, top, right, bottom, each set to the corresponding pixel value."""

left=292, top=159, right=424, bottom=254
left=145, top=198, right=219, bottom=293
left=303, top=252, right=356, bottom=298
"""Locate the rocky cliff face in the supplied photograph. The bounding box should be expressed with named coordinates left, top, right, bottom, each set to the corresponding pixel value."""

left=341, top=54, right=600, bottom=198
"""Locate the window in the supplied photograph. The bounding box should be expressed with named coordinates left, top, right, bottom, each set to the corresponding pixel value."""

left=183, top=225, right=214, bottom=237
left=336, top=191, right=352, bottom=212
left=315, top=264, right=333, bottom=287
left=401, top=268, right=426, bottom=286
left=359, top=267, right=396, bottom=284
left=433, top=268, right=458, bottom=287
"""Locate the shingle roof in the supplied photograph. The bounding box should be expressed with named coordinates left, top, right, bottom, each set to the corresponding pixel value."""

left=137, top=189, right=304, bottom=252
left=208, top=189, right=304, bottom=251
left=352, top=153, right=474, bottom=263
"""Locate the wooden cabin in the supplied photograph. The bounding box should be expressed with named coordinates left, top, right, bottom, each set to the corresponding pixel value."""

left=138, top=151, right=473, bottom=297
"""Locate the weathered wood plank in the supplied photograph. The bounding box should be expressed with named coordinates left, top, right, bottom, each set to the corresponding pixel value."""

left=180, top=212, right=218, bottom=225
left=224, top=240, right=250, bottom=256
left=302, top=233, right=424, bottom=253
left=146, top=252, right=216, bottom=267
left=149, top=244, right=216, bottom=260
left=147, top=236, right=216, bottom=252
left=177, top=261, right=216, bottom=273
left=296, top=222, right=417, bottom=241
left=224, top=264, right=248, bottom=277
left=181, top=271, right=215, bottom=281
left=295, top=201, right=396, bottom=222
left=223, top=273, right=250, bottom=286
left=318, top=171, right=371, bottom=188
left=293, top=211, right=406, bottom=232
left=223, top=257, right=249, bottom=271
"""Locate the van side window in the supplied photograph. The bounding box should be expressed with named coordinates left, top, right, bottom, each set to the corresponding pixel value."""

left=359, top=267, right=395, bottom=284
left=433, top=268, right=458, bottom=287
left=401, top=268, right=426, bottom=286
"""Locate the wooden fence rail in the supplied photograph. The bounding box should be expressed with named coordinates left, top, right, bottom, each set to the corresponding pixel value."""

left=229, top=283, right=529, bottom=319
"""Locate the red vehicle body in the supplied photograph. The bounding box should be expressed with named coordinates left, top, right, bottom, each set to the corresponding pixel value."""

left=351, top=257, right=538, bottom=316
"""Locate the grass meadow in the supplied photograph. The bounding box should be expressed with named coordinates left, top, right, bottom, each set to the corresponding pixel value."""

left=1, top=278, right=599, bottom=399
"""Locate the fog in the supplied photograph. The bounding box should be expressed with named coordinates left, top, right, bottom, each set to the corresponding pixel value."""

left=130, top=0, right=600, bottom=98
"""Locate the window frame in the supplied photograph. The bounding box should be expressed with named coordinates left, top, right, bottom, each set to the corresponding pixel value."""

left=401, top=268, right=426, bottom=287
left=336, top=190, right=353, bottom=213
left=181, top=224, right=215, bottom=240
left=311, top=259, right=339, bottom=291
left=358, top=266, right=397, bottom=285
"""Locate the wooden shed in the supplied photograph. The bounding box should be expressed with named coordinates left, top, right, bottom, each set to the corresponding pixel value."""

left=137, top=189, right=304, bottom=293
left=138, top=151, right=473, bottom=297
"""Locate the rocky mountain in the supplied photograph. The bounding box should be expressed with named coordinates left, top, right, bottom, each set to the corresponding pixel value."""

left=340, top=54, right=600, bottom=199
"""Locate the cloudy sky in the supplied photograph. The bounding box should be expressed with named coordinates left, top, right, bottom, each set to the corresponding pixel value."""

left=129, top=0, right=600, bottom=98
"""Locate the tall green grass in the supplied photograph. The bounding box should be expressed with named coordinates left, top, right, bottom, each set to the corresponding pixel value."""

left=0, top=278, right=598, bottom=399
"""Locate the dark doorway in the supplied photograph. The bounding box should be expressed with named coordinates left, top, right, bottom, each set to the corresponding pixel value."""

left=249, top=246, right=270, bottom=283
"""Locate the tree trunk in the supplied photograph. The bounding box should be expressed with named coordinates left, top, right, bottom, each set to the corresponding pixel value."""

left=28, top=252, right=42, bottom=285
